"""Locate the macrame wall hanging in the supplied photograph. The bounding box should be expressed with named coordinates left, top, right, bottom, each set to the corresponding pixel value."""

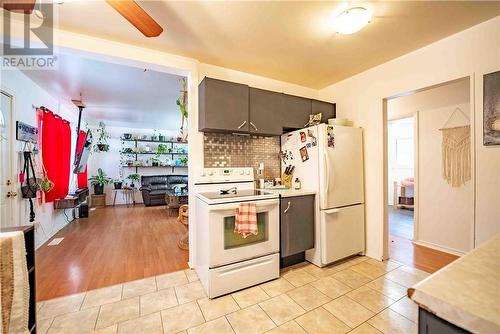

left=439, top=107, right=471, bottom=187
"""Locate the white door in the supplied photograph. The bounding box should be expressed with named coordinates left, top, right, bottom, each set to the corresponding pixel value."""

left=320, top=204, right=365, bottom=264
left=318, top=125, right=364, bottom=209
left=0, top=91, right=16, bottom=228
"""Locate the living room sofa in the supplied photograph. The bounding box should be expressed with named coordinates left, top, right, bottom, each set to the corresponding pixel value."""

left=140, top=175, right=188, bottom=207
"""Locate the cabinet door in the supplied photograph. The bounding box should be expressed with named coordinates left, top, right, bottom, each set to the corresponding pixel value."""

left=282, top=94, right=312, bottom=130
left=199, top=77, right=249, bottom=132
left=280, top=195, right=315, bottom=257
left=311, top=100, right=336, bottom=123
left=249, top=88, right=283, bottom=135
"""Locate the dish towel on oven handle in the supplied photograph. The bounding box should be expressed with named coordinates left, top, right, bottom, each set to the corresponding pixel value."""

left=234, top=203, right=258, bottom=238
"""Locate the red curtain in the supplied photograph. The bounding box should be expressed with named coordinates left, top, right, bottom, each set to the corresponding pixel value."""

left=42, top=111, right=58, bottom=202
left=41, top=110, right=72, bottom=202
left=76, top=130, right=88, bottom=188
left=60, top=120, right=71, bottom=198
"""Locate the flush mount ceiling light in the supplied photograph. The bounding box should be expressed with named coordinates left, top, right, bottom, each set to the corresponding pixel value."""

left=332, top=6, right=372, bottom=35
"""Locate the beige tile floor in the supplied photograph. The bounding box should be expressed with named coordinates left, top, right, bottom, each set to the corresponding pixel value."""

left=37, top=256, right=429, bottom=334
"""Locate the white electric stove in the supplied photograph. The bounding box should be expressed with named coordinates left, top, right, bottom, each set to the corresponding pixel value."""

left=194, top=168, right=280, bottom=298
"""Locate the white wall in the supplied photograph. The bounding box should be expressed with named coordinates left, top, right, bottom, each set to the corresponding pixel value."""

left=319, top=17, right=500, bottom=259
left=87, top=125, right=187, bottom=205
left=419, top=102, right=472, bottom=253
left=1, top=69, right=78, bottom=248
left=387, top=118, right=414, bottom=206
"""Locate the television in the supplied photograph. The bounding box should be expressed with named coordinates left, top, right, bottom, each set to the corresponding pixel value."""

left=73, top=130, right=93, bottom=173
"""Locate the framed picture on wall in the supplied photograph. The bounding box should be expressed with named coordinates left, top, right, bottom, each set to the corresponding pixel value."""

left=483, top=70, right=500, bottom=146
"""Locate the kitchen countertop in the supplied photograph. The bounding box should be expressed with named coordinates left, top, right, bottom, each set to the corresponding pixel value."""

left=260, top=188, right=316, bottom=198
left=408, top=234, right=500, bottom=333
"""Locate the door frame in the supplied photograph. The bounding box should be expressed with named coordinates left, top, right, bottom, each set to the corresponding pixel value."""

left=382, top=75, right=475, bottom=260
left=0, top=88, right=19, bottom=228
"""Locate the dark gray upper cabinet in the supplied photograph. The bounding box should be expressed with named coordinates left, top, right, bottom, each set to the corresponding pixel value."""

left=199, top=77, right=336, bottom=135
left=198, top=77, right=249, bottom=133
left=280, top=195, right=315, bottom=257
left=281, top=94, right=312, bottom=130
left=249, top=88, right=284, bottom=136
left=312, top=99, right=336, bottom=123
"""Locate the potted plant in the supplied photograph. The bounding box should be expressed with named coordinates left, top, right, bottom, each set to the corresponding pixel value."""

left=113, top=179, right=123, bottom=190
left=89, top=168, right=112, bottom=195
left=151, top=129, right=158, bottom=141
left=151, top=157, right=160, bottom=167
left=94, top=122, right=110, bottom=152
left=127, top=173, right=140, bottom=188
left=176, top=77, right=188, bottom=141
left=158, top=133, right=165, bottom=142
left=157, top=143, right=167, bottom=154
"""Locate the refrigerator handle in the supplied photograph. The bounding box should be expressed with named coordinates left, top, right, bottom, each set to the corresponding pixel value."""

left=324, top=208, right=339, bottom=214
left=324, top=151, right=330, bottom=194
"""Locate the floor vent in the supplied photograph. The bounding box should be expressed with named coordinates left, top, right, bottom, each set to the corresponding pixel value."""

left=47, top=238, right=64, bottom=246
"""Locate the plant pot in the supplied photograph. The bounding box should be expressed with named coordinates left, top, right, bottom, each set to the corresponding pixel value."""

left=123, top=134, right=132, bottom=140
left=114, top=182, right=122, bottom=190
left=94, top=184, right=104, bottom=195
left=97, top=144, right=109, bottom=152
left=159, top=135, right=165, bottom=141
left=130, top=182, right=135, bottom=188
left=152, top=162, right=159, bottom=167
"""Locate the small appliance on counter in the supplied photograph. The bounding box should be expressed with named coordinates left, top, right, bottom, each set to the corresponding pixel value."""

left=194, top=168, right=280, bottom=298
left=281, top=124, right=365, bottom=267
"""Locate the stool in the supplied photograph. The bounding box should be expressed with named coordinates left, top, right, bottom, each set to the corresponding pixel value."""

left=177, top=205, right=189, bottom=250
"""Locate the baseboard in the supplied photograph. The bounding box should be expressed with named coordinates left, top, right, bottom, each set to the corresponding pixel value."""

left=412, top=240, right=465, bottom=256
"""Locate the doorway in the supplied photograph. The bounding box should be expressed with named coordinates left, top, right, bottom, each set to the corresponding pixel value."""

left=384, top=77, right=471, bottom=272
left=387, top=117, right=415, bottom=241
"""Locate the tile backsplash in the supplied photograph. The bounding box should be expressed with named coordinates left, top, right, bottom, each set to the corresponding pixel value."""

left=204, top=133, right=281, bottom=179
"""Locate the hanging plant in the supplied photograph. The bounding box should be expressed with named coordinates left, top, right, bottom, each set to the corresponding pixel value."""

left=176, top=77, right=188, bottom=142
left=94, top=121, right=110, bottom=152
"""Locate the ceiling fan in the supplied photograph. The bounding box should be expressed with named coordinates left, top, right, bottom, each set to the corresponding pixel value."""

left=0, top=0, right=163, bottom=38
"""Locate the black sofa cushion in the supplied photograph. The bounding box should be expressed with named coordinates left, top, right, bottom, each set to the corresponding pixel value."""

left=140, top=175, right=188, bottom=206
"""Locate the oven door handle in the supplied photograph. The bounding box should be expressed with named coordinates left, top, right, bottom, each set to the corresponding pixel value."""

left=209, top=199, right=279, bottom=212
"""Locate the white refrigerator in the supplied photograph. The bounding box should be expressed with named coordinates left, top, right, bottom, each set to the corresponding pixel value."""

left=281, top=124, right=365, bottom=266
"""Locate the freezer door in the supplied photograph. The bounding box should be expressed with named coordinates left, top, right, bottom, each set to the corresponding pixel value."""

left=320, top=204, right=365, bottom=265
left=319, top=125, right=364, bottom=209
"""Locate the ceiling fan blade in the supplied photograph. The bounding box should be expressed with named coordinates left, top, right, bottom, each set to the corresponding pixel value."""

left=106, top=0, right=163, bottom=38
left=0, top=0, right=36, bottom=13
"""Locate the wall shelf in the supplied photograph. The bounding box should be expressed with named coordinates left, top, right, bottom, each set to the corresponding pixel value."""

left=120, top=152, right=187, bottom=155
left=121, top=165, right=188, bottom=168
left=121, top=136, right=188, bottom=174
left=121, top=138, right=188, bottom=144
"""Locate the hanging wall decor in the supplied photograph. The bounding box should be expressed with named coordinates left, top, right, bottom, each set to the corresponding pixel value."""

left=483, top=70, right=500, bottom=146
left=439, top=108, right=471, bottom=187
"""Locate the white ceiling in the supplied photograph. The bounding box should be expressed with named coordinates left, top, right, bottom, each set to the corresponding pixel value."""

left=21, top=54, right=186, bottom=129
left=50, top=1, right=500, bottom=89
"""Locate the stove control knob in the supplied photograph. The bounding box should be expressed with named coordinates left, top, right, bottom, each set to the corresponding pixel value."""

left=207, top=170, right=214, bottom=176
left=245, top=170, right=251, bottom=175
left=239, top=170, right=244, bottom=175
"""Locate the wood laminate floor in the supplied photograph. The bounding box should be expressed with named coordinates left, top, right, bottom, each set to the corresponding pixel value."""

left=36, top=205, right=189, bottom=301
left=389, top=234, right=459, bottom=273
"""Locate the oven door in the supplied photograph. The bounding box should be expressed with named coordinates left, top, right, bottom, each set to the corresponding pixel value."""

left=208, top=199, right=279, bottom=268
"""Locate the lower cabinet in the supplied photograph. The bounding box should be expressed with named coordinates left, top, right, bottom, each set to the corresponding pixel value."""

left=280, top=195, right=315, bottom=264
left=418, top=308, right=469, bottom=334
